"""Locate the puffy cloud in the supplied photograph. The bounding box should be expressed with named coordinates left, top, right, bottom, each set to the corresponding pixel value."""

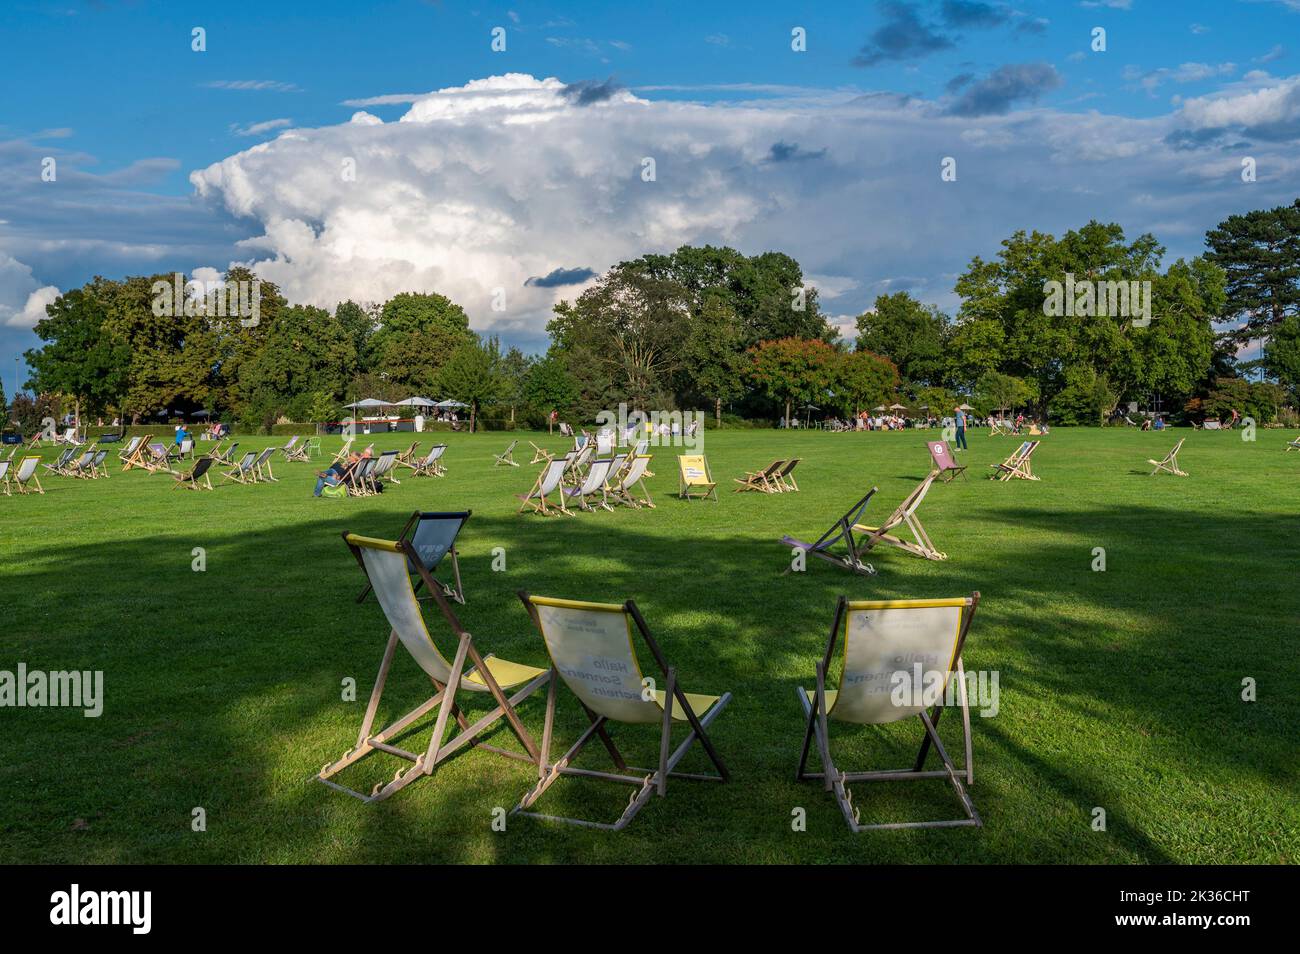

left=1173, top=72, right=1300, bottom=139
left=0, top=254, right=59, bottom=328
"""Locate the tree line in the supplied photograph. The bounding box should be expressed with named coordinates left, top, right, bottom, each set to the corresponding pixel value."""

left=9, top=198, right=1299, bottom=433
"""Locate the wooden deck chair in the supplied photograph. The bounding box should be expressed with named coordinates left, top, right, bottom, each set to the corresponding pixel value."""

left=989, top=420, right=1010, bottom=436
left=82, top=450, right=110, bottom=479
left=168, top=438, right=194, bottom=463
left=853, top=471, right=946, bottom=562
left=121, top=437, right=154, bottom=471
left=558, top=422, right=573, bottom=437
left=212, top=441, right=239, bottom=465
left=596, top=432, right=614, bottom=457
left=66, top=450, right=97, bottom=478
left=990, top=440, right=1040, bottom=481
left=927, top=440, right=966, bottom=483
left=0, top=460, right=9, bottom=496
left=252, top=447, right=277, bottom=482
left=356, top=511, right=471, bottom=605
left=733, top=459, right=786, bottom=494
left=43, top=448, right=77, bottom=475
left=512, top=593, right=731, bottom=831
left=677, top=454, right=717, bottom=501
left=528, top=441, right=552, bottom=464
left=1148, top=438, right=1188, bottom=477
left=518, top=455, right=573, bottom=516
left=222, top=451, right=258, bottom=484
left=797, top=593, right=982, bottom=831
left=393, top=441, right=421, bottom=470
left=781, top=489, right=879, bottom=576
left=171, top=455, right=216, bottom=490
left=278, top=435, right=301, bottom=460
left=12, top=456, right=43, bottom=494
left=117, top=435, right=144, bottom=465
left=565, top=457, right=615, bottom=512
left=564, top=441, right=594, bottom=487
left=612, top=454, right=654, bottom=508
left=412, top=443, right=447, bottom=477
left=317, top=533, right=551, bottom=803
left=142, top=443, right=174, bottom=474
left=329, top=438, right=355, bottom=465
left=284, top=436, right=312, bottom=463
left=55, top=426, right=82, bottom=447
left=1285, top=434, right=1300, bottom=451
left=494, top=440, right=520, bottom=467
left=368, top=450, right=400, bottom=489
left=344, top=456, right=376, bottom=496
left=774, top=457, right=801, bottom=492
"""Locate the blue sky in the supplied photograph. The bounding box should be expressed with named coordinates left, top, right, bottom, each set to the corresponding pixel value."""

left=2, top=0, right=1299, bottom=394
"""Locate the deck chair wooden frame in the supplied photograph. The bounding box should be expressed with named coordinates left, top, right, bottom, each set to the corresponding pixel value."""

left=1148, top=438, right=1188, bottom=476
left=519, top=454, right=574, bottom=516
left=212, top=441, right=240, bottom=465
left=12, top=456, right=43, bottom=495
left=171, top=455, right=215, bottom=490
left=991, top=440, right=1040, bottom=481
left=775, top=457, right=801, bottom=492
left=494, top=440, right=520, bottom=467
left=283, top=436, right=312, bottom=463
left=528, top=442, right=552, bottom=464
left=393, top=441, right=421, bottom=470
left=989, top=420, right=1010, bottom=436
left=329, top=438, right=355, bottom=466
left=781, top=489, right=879, bottom=576
left=317, top=533, right=550, bottom=803
left=678, top=454, right=717, bottom=502
left=565, top=457, right=615, bottom=512
left=117, top=435, right=144, bottom=466
left=611, top=455, right=654, bottom=508
left=43, top=448, right=77, bottom=476
left=222, top=451, right=258, bottom=484
left=411, top=443, right=447, bottom=477
left=512, top=592, right=731, bottom=831
left=0, top=460, right=9, bottom=496
left=797, top=593, right=982, bottom=831
left=356, top=511, right=470, bottom=605
left=853, top=471, right=946, bottom=562
left=142, top=442, right=175, bottom=475
left=1285, top=434, right=1300, bottom=451
left=252, top=447, right=278, bottom=482
left=734, top=459, right=786, bottom=494
left=927, top=440, right=967, bottom=483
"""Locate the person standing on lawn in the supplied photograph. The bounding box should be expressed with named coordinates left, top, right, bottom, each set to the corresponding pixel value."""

left=954, top=406, right=968, bottom=450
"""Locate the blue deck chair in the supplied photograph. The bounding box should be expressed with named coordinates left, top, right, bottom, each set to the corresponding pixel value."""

left=781, top=488, right=879, bottom=576
left=355, top=510, right=472, bottom=605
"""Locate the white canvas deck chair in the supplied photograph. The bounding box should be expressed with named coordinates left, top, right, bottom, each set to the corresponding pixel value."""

left=558, top=422, right=573, bottom=437
left=991, top=440, right=1040, bottom=481
left=117, top=435, right=144, bottom=466
left=518, top=454, right=573, bottom=516
left=11, top=456, right=43, bottom=495
left=565, top=456, right=615, bottom=512
left=317, top=533, right=550, bottom=803
left=512, top=593, right=731, bottom=831
left=493, top=439, right=520, bottom=467
left=168, top=438, right=194, bottom=463
left=733, top=459, right=785, bottom=494
left=1285, top=434, right=1300, bottom=451
left=369, top=449, right=400, bottom=488
left=1148, top=438, right=1188, bottom=476
left=989, top=419, right=1010, bottom=436
left=798, top=593, right=982, bottom=831
left=611, top=454, right=654, bottom=508
left=329, top=437, right=354, bottom=465
left=563, top=440, right=594, bottom=487
left=412, top=443, right=447, bottom=477
left=278, top=435, right=301, bottom=460
left=596, top=431, right=614, bottom=457
left=283, top=436, right=311, bottom=463
left=356, top=511, right=471, bottom=605
left=55, top=426, right=82, bottom=446
left=853, top=471, right=946, bottom=562
left=677, top=454, right=717, bottom=501
left=0, top=460, right=9, bottom=496
left=782, top=489, right=879, bottom=576
left=222, top=451, right=258, bottom=484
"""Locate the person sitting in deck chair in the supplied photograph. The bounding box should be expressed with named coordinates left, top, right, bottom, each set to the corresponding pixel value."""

left=797, top=593, right=982, bottom=831
left=315, top=452, right=359, bottom=497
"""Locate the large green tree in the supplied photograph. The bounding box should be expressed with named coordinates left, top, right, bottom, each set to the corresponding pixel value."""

left=746, top=337, right=837, bottom=426
left=436, top=335, right=506, bottom=432
left=25, top=279, right=131, bottom=419
left=1205, top=198, right=1300, bottom=352
left=368, top=292, right=473, bottom=393
left=854, top=292, right=948, bottom=387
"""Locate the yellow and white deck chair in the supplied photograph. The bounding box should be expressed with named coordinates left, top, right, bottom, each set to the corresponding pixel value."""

left=0, top=460, right=11, bottom=496
left=1148, top=437, right=1188, bottom=476
left=678, top=453, right=717, bottom=501
left=513, top=593, right=732, bottom=831
left=316, top=534, right=551, bottom=803
left=852, top=471, right=947, bottom=562
left=798, top=594, right=982, bottom=831
left=990, top=439, right=1040, bottom=481
left=989, top=419, right=1010, bottom=436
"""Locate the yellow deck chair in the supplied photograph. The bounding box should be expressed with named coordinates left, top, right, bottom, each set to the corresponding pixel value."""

left=853, top=471, right=947, bottom=561
left=678, top=454, right=717, bottom=501
left=512, top=593, right=732, bottom=831
left=1148, top=438, right=1188, bottom=476
left=798, top=594, right=982, bottom=831
left=316, top=534, right=550, bottom=803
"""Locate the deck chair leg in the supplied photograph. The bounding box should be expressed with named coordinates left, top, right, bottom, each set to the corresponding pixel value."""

left=919, top=710, right=980, bottom=826
left=449, top=548, right=465, bottom=604
left=657, top=669, right=675, bottom=796
left=422, top=632, right=472, bottom=773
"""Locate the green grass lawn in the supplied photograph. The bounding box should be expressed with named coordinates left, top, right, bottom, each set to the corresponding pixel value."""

left=0, top=426, right=1296, bottom=864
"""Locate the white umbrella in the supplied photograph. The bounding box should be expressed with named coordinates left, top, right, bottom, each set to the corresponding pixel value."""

left=344, top=398, right=392, bottom=410
left=436, top=400, right=468, bottom=409
left=958, top=403, right=974, bottom=410
left=395, top=396, right=436, bottom=407
left=889, top=403, right=908, bottom=411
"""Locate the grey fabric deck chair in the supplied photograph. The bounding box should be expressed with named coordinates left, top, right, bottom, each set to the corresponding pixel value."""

left=356, top=511, right=471, bottom=605
left=85, top=449, right=110, bottom=479
left=65, top=450, right=96, bottom=477
left=222, top=451, right=258, bottom=484
left=1285, top=434, right=1300, bottom=451
left=252, top=447, right=278, bottom=482
left=512, top=593, right=731, bottom=831
left=1148, top=438, right=1188, bottom=476
left=345, top=456, right=377, bottom=495
left=44, top=448, right=77, bottom=475
left=368, top=449, right=400, bottom=488
left=852, top=471, right=947, bottom=562
left=212, top=441, right=239, bottom=464
left=611, top=454, right=654, bottom=508
left=412, top=443, right=447, bottom=477
left=518, top=454, right=573, bottom=516
left=143, top=442, right=173, bottom=474
left=781, top=489, right=880, bottom=576
left=774, top=457, right=801, bottom=492
left=278, top=435, right=301, bottom=460
left=734, top=459, right=786, bottom=493
left=172, top=455, right=216, bottom=490
left=117, top=435, right=144, bottom=464
left=283, top=436, right=311, bottom=462
left=493, top=440, right=520, bottom=467
left=565, top=457, right=615, bottom=512
left=317, top=533, right=550, bottom=804
left=798, top=594, right=982, bottom=832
